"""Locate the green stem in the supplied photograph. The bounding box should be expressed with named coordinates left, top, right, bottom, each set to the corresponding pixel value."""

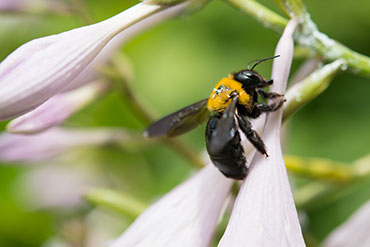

left=294, top=154, right=370, bottom=208
left=284, top=155, right=353, bottom=182
left=84, top=188, right=146, bottom=218
left=227, top=0, right=287, bottom=33
left=294, top=14, right=370, bottom=77
left=225, top=0, right=370, bottom=78
left=273, top=0, right=305, bottom=18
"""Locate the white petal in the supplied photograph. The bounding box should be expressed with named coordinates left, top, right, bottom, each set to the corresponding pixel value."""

left=271, top=19, right=297, bottom=93
left=0, top=3, right=164, bottom=120
left=62, top=2, right=189, bottom=92
left=110, top=165, right=233, bottom=247
left=323, top=200, right=370, bottom=247
left=0, top=127, right=127, bottom=163
left=7, top=81, right=107, bottom=134
left=219, top=19, right=305, bottom=247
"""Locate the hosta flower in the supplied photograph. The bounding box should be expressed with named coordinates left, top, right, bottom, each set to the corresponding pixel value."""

left=0, top=127, right=127, bottom=163
left=7, top=80, right=108, bottom=134
left=0, top=2, right=189, bottom=121
left=110, top=164, right=233, bottom=247
left=109, top=19, right=305, bottom=247
left=323, top=200, right=370, bottom=247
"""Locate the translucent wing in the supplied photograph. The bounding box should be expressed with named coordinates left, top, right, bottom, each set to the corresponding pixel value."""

left=144, top=98, right=210, bottom=138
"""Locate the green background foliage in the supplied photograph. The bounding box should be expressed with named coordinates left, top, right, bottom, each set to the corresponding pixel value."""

left=0, top=0, right=370, bottom=246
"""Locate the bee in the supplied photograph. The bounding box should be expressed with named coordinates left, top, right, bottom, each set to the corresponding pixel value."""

left=144, top=55, right=285, bottom=180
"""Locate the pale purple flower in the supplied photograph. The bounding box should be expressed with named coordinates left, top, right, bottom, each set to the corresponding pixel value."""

left=0, top=2, right=189, bottom=121
left=323, top=200, right=370, bottom=247
left=7, top=81, right=108, bottom=134
left=0, top=0, right=22, bottom=11
left=110, top=164, right=233, bottom=247
left=0, top=0, right=67, bottom=13
left=219, top=19, right=305, bottom=247
left=0, top=127, right=127, bottom=163
left=16, top=164, right=103, bottom=209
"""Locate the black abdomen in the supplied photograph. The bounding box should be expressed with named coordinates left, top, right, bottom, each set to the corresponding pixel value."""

left=205, top=115, right=247, bottom=180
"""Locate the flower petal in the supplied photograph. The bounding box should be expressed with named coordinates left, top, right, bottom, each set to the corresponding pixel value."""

left=323, top=200, right=370, bottom=247
left=62, top=2, right=189, bottom=92
left=0, top=3, right=164, bottom=120
left=110, top=165, right=233, bottom=247
left=7, top=81, right=108, bottom=134
left=0, top=0, right=68, bottom=13
left=0, top=0, right=21, bottom=11
left=0, top=127, right=127, bottom=163
left=219, top=19, right=305, bottom=247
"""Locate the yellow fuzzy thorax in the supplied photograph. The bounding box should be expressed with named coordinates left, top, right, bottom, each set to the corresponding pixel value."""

left=207, top=77, right=251, bottom=112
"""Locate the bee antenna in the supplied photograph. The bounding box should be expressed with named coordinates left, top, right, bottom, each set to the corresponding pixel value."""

left=248, top=55, right=280, bottom=70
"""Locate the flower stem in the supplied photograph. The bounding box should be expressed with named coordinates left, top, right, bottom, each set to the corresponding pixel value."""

left=226, top=0, right=287, bottom=33
left=225, top=0, right=370, bottom=78
left=293, top=154, right=370, bottom=208
left=84, top=188, right=147, bottom=218
left=284, top=155, right=353, bottom=182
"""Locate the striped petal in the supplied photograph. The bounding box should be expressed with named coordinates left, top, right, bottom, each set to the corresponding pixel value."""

left=0, top=3, right=168, bottom=120
left=219, top=19, right=305, bottom=247
left=110, top=165, right=232, bottom=247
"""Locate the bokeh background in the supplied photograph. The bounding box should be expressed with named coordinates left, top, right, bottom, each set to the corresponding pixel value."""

left=0, top=0, right=370, bottom=246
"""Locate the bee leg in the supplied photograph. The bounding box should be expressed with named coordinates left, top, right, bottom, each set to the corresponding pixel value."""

left=237, top=115, right=268, bottom=157
left=256, top=88, right=284, bottom=99
left=248, top=97, right=286, bottom=118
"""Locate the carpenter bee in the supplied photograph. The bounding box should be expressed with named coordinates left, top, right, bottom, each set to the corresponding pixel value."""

left=144, top=55, right=285, bottom=180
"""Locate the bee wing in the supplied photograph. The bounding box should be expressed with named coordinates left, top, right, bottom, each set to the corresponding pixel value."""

left=207, top=95, right=239, bottom=153
left=144, top=98, right=210, bottom=138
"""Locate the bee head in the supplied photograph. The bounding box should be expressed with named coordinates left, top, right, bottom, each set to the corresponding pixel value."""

left=232, top=55, right=279, bottom=90
left=233, top=70, right=266, bottom=89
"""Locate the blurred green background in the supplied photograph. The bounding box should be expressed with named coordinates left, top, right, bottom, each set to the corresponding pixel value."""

left=0, top=0, right=370, bottom=246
